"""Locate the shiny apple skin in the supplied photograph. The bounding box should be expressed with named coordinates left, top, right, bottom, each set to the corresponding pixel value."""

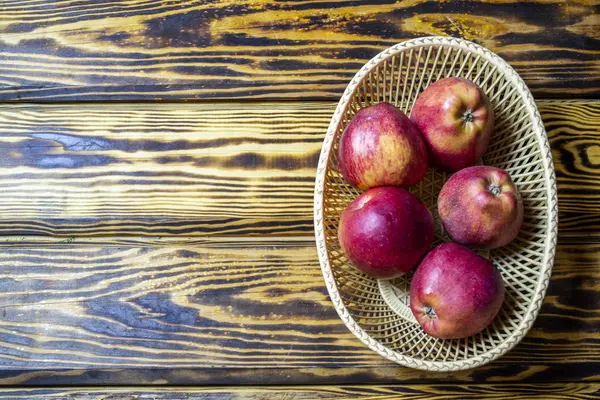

left=410, top=77, right=494, bottom=172
left=338, top=186, right=434, bottom=279
left=410, top=243, right=505, bottom=339
left=338, top=102, right=428, bottom=190
left=438, top=166, right=523, bottom=249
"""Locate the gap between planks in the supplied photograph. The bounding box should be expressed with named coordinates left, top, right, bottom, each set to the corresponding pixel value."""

left=0, top=235, right=317, bottom=247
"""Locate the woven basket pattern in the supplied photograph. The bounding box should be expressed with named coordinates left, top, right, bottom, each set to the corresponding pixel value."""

left=314, top=37, right=558, bottom=371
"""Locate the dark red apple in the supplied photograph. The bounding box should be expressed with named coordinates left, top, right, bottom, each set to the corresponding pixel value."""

left=438, top=166, right=523, bottom=249
left=338, top=186, right=434, bottom=279
left=338, top=102, right=428, bottom=190
left=410, top=243, right=505, bottom=339
left=410, top=77, right=494, bottom=172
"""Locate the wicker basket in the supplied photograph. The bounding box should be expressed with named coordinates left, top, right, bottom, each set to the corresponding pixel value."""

left=314, top=36, right=558, bottom=371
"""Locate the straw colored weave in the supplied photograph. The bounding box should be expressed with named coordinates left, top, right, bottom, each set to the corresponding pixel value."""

left=314, top=37, right=558, bottom=371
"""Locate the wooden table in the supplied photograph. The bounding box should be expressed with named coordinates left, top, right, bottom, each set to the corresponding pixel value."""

left=0, top=1, right=598, bottom=398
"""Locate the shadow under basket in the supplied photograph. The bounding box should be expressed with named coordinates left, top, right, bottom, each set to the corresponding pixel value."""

left=314, top=36, right=558, bottom=371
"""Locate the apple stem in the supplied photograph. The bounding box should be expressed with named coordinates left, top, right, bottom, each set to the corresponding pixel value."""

left=488, top=184, right=502, bottom=196
left=461, top=110, right=474, bottom=124
left=424, top=306, right=437, bottom=320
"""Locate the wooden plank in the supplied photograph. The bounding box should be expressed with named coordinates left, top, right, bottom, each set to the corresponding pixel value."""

left=544, top=100, right=600, bottom=238
left=0, top=100, right=596, bottom=237
left=0, top=1, right=598, bottom=101
left=0, top=236, right=594, bottom=385
left=0, top=102, right=330, bottom=236
left=0, top=383, right=597, bottom=399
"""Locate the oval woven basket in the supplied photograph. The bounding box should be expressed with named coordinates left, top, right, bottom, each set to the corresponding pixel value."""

left=314, top=36, right=558, bottom=371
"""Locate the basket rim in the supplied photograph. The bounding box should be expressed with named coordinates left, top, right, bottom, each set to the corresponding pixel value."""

left=313, top=36, right=558, bottom=371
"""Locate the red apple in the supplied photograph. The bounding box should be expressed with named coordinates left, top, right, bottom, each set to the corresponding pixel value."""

left=338, top=186, right=434, bottom=279
left=410, top=243, right=505, bottom=339
left=438, top=166, right=523, bottom=249
left=338, top=102, right=428, bottom=189
left=410, top=77, right=494, bottom=172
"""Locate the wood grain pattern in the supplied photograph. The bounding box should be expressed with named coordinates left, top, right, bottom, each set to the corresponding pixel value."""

left=0, top=0, right=597, bottom=390
left=0, top=102, right=330, bottom=236
left=0, top=236, right=594, bottom=385
left=0, top=100, right=596, bottom=237
left=542, top=100, right=600, bottom=237
left=0, top=383, right=597, bottom=399
left=0, top=0, right=598, bottom=101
